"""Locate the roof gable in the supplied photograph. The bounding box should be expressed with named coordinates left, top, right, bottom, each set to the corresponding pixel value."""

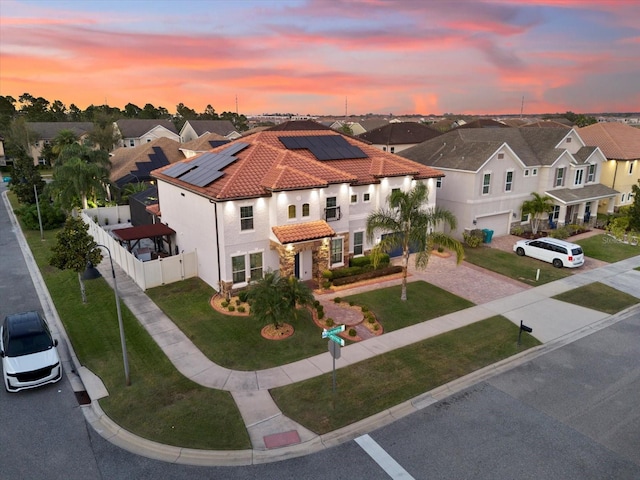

left=116, top=119, right=178, bottom=137
left=181, top=120, right=237, bottom=137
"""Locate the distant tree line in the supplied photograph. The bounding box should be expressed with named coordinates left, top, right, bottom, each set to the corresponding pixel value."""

left=0, top=92, right=249, bottom=135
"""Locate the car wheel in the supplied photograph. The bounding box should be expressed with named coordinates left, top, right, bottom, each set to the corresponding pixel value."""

left=516, top=247, right=525, bottom=256
left=552, top=258, right=563, bottom=268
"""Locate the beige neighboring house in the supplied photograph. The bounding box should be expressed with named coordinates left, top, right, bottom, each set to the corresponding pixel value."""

left=578, top=122, right=640, bottom=212
left=115, top=119, right=180, bottom=148
left=26, top=122, right=94, bottom=165
left=179, top=120, right=240, bottom=143
left=400, top=128, right=618, bottom=238
left=179, top=132, right=229, bottom=159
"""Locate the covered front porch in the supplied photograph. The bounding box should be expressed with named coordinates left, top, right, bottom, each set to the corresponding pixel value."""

left=546, top=184, right=619, bottom=229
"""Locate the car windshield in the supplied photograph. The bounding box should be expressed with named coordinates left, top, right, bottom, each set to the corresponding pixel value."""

left=7, top=331, right=53, bottom=357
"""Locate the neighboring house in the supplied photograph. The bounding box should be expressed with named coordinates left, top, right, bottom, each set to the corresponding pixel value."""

left=179, top=120, right=240, bottom=143
left=453, top=118, right=509, bottom=129
left=152, top=120, right=444, bottom=294
left=179, top=132, right=229, bottom=159
left=114, top=119, right=180, bottom=148
left=109, top=137, right=183, bottom=188
left=27, top=121, right=93, bottom=165
left=357, top=121, right=442, bottom=154
left=400, top=128, right=617, bottom=238
left=578, top=122, right=640, bottom=212
left=521, top=120, right=572, bottom=129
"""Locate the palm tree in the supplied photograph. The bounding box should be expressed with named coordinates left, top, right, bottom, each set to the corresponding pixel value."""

left=366, top=182, right=464, bottom=301
left=247, top=270, right=314, bottom=329
left=521, top=192, right=555, bottom=235
left=51, top=129, right=79, bottom=164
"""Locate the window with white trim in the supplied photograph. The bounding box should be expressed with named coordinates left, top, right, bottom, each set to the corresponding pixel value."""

left=482, top=173, right=491, bottom=195
left=532, top=168, right=538, bottom=176
left=231, top=255, right=246, bottom=284
left=240, top=206, right=253, bottom=230
left=249, top=252, right=263, bottom=281
left=350, top=194, right=357, bottom=204
left=555, top=167, right=565, bottom=187
left=330, top=238, right=343, bottom=266
left=436, top=177, right=442, bottom=188
left=325, top=197, right=339, bottom=221
left=505, top=171, right=513, bottom=192
left=552, top=205, right=560, bottom=221
left=390, top=147, right=395, bottom=153
left=288, top=205, right=296, bottom=219
left=574, top=169, right=584, bottom=186
left=498, top=153, right=504, bottom=159
left=129, top=139, right=135, bottom=147
left=587, top=164, right=596, bottom=182
left=363, top=193, right=371, bottom=202
left=524, top=169, right=530, bottom=177
left=353, top=231, right=364, bottom=256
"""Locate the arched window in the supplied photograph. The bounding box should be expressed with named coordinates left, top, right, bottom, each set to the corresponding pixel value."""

left=302, top=203, right=310, bottom=217
left=288, top=205, right=296, bottom=219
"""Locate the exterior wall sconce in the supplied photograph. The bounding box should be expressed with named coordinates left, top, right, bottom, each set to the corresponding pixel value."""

left=472, top=219, right=477, bottom=225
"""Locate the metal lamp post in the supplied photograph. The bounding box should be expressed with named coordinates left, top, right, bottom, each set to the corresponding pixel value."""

left=83, top=244, right=131, bottom=386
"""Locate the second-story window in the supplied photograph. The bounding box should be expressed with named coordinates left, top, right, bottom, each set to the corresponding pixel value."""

left=482, top=173, right=491, bottom=195
left=436, top=177, right=442, bottom=188
left=363, top=193, right=371, bottom=202
left=555, top=167, right=565, bottom=187
left=574, top=169, right=584, bottom=186
left=288, top=205, right=296, bottom=219
left=630, top=162, right=634, bottom=175
left=240, top=206, right=253, bottom=231
left=587, top=164, right=596, bottom=182
left=505, top=171, right=513, bottom=192
left=325, top=197, right=340, bottom=221
left=302, top=203, right=310, bottom=217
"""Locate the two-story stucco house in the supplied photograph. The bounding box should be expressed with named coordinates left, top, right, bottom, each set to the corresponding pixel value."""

left=357, top=121, right=442, bottom=154
left=26, top=121, right=94, bottom=165
left=400, top=128, right=618, bottom=238
left=115, top=119, right=180, bottom=148
left=151, top=121, right=444, bottom=294
left=578, top=122, right=640, bottom=213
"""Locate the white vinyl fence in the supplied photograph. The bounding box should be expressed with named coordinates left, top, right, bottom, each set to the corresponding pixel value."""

left=82, top=208, right=198, bottom=290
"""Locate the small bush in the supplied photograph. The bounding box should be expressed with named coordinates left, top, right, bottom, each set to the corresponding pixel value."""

left=360, top=305, right=369, bottom=313
left=511, top=225, right=524, bottom=236
left=313, top=300, right=320, bottom=308
left=437, top=246, right=444, bottom=253
left=463, top=231, right=483, bottom=248
left=237, top=306, right=245, bottom=313
left=333, top=297, right=342, bottom=303
left=221, top=300, right=229, bottom=308
left=349, top=301, right=355, bottom=306
left=227, top=305, right=235, bottom=312
left=235, top=299, right=242, bottom=306
left=348, top=328, right=357, bottom=337
left=322, top=281, right=332, bottom=290
left=549, top=227, right=569, bottom=239
left=322, top=270, right=333, bottom=280
left=238, top=291, right=249, bottom=303
left=373, top=324, right=380, bottom=331
left=317, top=310, right=325, bottom=319
left=367, top=316, right=375, bottom=324
left=326, top=318, right=335, bottom=327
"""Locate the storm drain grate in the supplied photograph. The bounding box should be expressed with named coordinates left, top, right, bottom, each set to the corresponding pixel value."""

left=74, top=390, right=91, bottom=405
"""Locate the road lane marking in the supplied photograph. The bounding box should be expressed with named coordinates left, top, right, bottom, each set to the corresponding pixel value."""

left=355, top=434, right=416, bottom=480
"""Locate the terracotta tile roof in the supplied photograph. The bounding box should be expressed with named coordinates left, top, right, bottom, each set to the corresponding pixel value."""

left=152, top=125, right=444, bottom=200
left=145, top=204, right=161, bottom=216
left=272, top=220, right=335, bottom=244
left=578, top=122, right=640, bottom=160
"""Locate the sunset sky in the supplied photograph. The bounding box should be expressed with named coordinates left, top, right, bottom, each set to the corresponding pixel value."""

left=1, top=0, right=639, bottom=116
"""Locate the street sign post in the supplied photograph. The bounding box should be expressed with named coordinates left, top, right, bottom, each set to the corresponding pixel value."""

left=322, top=325, right=345, bottom=397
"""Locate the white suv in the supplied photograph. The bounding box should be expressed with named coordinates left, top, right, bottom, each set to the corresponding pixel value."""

left=1, top=311, right=62, bottom=392
left=513, top=237, right=585, bottom=268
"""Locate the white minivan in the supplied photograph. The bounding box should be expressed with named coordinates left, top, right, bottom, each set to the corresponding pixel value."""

left=513, top=237, right=585, bottom=268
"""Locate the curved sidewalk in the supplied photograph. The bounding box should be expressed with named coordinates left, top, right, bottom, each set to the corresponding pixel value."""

left=85, top=246, right=640, bottom=463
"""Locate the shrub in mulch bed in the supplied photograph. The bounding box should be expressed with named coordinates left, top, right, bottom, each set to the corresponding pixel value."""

left=331, top=265, right=403, bottom=287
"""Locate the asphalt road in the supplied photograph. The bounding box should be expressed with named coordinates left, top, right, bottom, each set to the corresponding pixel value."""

left=2, top=181, right=639, bottom=479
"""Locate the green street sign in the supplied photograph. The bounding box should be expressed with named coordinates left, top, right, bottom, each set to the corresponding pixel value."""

left=322, top=324, right=345, bottom=346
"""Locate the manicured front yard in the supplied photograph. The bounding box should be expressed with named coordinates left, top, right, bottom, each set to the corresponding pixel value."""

left=272, top=315, right=540, bottom=434
left=553, top=282, right=639, bottom=314
left=576, top=234, right=640, bottom=263
left=463, top=246, right=571, bottom=285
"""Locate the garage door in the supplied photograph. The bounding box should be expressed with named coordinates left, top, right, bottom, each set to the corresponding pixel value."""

left=475, top=213, right=510, bottom=237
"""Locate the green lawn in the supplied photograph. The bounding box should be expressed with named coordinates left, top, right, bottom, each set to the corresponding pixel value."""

left=342, top=281, right=474, bottom=331
left=576, top=234, right=640, bottom=263
left=463, top=246, right=572, bottom=285
left=272, top=316, right=540, bottom=434
left=553, top=282, right=639, bottom=314
left=10, top=194, right=250, bottom=450
left=147, top=278, right=329, bottom=370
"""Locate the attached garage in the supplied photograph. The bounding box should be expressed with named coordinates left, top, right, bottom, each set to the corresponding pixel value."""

left=475, top=212, right=511, bottom=238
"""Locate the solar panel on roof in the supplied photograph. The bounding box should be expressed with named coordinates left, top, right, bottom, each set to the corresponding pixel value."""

left=161, top=142, right=249, bottom=187
left=278, top=135, right=368, bottom=160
